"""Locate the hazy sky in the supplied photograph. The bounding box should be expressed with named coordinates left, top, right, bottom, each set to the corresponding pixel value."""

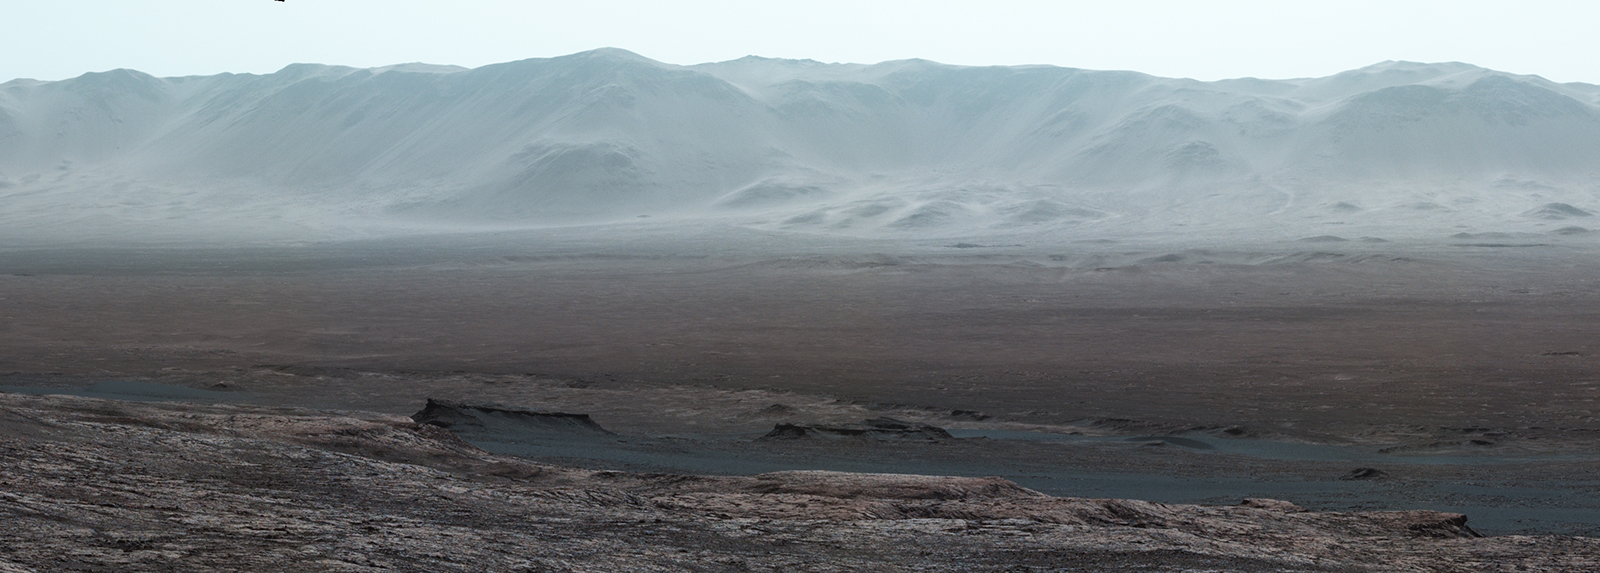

left=8, top=1, right=1599, bottom=83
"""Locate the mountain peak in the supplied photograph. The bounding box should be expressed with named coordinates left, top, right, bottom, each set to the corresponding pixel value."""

left=73, top=68, right=159, bottom=83
left=271, top=63, right=359, bottom=80
left=566, top=47, right=659, bottom=64
left=1357, top=60, right=1483, bottom=74
left=368, top=63, right=467, bottom=75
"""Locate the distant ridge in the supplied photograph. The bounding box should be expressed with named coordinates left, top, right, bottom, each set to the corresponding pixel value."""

left=2, top=49, right=1598, bottom=242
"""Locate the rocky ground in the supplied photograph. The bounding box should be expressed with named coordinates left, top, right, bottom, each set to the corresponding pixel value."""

left=3, top=392, right=1597, bottom=572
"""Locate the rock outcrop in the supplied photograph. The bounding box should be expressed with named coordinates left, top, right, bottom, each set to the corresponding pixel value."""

left=411, top=398, right=614, bottom=435
left=758, top=417, right=955, bottom=441
left=1, top=392, right=1595, bottom=572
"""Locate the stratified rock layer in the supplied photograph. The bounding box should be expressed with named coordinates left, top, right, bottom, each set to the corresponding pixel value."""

left=1, top=392, right=1596, bottom=572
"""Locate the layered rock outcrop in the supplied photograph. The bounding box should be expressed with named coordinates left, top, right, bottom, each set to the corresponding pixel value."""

left=0, top=392, right=1593, bottom=572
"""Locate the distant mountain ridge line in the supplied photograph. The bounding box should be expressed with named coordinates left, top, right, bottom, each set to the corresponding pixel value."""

left=1, top=48, right=1598, bottom=239
left=7, top=50, right=1596, bottom=88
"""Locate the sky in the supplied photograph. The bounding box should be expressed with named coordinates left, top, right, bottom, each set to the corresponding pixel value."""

left=7, top=1, right=1599, bottom=84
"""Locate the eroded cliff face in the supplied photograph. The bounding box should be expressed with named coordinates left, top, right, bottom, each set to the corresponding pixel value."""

left=0, top=392, right=1592, bottom=572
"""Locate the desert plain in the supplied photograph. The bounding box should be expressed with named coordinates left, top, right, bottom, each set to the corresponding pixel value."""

left=3, top=226, right=1600, bottom=571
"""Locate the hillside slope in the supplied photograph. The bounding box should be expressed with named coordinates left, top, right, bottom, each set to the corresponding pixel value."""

left=3, top=49, right=1598, bottom=242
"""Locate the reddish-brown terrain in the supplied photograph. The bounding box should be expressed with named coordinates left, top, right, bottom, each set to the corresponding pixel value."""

left=3, top=232, right=1600, bottom=570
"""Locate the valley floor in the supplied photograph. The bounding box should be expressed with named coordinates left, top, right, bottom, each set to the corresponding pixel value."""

left=2, top=229, right=1599, bottom=568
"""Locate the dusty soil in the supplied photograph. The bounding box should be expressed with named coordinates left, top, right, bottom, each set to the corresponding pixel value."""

left=2, top=234, right=1598, bottom=445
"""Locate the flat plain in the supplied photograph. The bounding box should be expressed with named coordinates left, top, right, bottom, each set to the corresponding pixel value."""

left=3, top=228, right=1599, bottom=540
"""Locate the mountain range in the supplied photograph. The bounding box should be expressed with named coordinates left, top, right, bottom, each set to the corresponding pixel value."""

left=3, top=48, right=1598, bottom=243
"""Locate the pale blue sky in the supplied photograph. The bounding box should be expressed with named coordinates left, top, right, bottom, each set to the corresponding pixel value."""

left=8, top=1, right=1598, bottom=83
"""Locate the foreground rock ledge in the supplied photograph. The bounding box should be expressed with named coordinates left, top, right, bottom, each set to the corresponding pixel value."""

left=0, top=393, right=1594, bottom=572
